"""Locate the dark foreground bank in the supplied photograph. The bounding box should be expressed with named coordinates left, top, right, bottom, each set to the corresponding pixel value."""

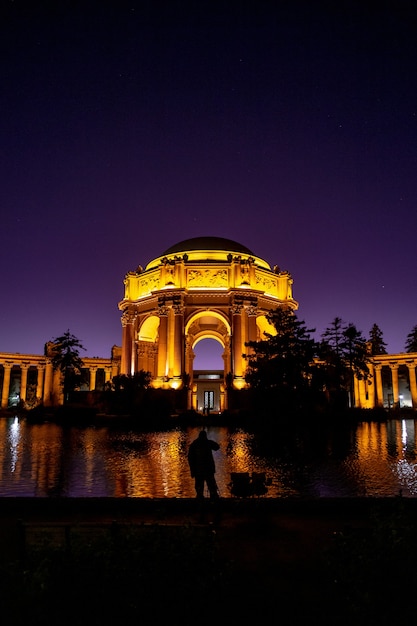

left=1, top=497, right=417, bottom=625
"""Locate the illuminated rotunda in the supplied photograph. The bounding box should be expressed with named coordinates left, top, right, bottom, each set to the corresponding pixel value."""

left=118, top=237, right=297, bottom=412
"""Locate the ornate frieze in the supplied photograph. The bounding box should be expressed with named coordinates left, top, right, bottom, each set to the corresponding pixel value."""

left=187, top=269, right=228, bottom=288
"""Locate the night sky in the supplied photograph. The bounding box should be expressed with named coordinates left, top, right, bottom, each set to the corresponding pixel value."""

left=1, top=0, right=416, bottom=368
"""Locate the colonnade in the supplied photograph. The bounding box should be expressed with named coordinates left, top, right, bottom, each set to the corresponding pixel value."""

left=355, top=355, right=417, bottom=409
left=0, top=352, right=120, bottom=409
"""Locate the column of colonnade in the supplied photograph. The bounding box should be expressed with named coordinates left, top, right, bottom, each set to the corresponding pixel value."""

left=1, top=363, right=13, bottom=409
left=407, top=362, right=417, bottom=408
left=374, top=364, right=384, bottom=408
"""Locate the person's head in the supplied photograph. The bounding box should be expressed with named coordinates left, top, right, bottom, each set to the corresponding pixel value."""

left=198, top=430, right=207, bottom=439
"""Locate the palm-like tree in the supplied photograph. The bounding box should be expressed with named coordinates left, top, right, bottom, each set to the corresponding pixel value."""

left=48, top=330, right=86, bottom=402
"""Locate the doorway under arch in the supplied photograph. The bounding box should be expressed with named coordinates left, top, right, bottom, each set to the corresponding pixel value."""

left=192, top=336, right=225, bottom=414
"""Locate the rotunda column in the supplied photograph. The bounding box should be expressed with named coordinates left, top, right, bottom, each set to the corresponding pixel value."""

left=173, top=303, right=184, bottom=380
left=1, top=362, right=13, bottom=409
left=121, top=311, right=135, bottom=376
left=231, top=301, right=244, bottom=383
left=407, top=362, right=417, bottom=408
left=157, top=303, right=169, bottom=380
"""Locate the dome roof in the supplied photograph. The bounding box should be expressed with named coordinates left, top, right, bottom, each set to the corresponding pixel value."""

left=162, top=237, right=254, bottom=256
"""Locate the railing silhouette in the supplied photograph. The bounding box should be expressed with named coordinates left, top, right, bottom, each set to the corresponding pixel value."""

left=229, top=472, right=271, bottom=497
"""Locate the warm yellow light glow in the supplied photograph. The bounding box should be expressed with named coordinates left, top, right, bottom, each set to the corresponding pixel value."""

left=257, top=315, right=277, bottom=337
left=119, top=239, right=298, bottom=410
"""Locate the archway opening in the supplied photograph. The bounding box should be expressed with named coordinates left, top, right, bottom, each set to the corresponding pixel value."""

left=193, top=338, right=223, bottom=371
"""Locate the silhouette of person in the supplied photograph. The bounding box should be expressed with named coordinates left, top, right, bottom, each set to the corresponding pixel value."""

left=188, top=430, right=220, bottom=499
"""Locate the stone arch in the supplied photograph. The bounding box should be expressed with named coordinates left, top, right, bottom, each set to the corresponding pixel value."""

left=184, top=310, right=231, bottom=392
left=138, top=315, right=160, bottom=342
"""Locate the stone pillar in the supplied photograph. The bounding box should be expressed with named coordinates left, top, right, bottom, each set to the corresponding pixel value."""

left=104, top=367, right=112, bottom=384
left=173, top=304, right=184, bottom=380
left=407, top=362, right=417, bottom=409
left=36, top=364, right=45, bottom=402
left=1, top=363, right=13, bottom=409
left=89, top=366, right=97, bottom=391
left=20, top=363, right=30, bottom=403
left=232, top=302, right=243, bottom=381
left=167, top=307, right=175, bottom=379
left=391, top=364, right=399, bottom=407
left=246, top=305, right=258, bottom=344
left=374, top=364, right=384, bottom=408
left=121, top=311, right=136, bottom=376
left=157, top=304, right=168, bottom=380
left=353, top=376, right=360, bottom=408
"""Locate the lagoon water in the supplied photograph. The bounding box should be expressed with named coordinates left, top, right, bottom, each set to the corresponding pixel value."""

left=1, top=416, right=417, bottom=498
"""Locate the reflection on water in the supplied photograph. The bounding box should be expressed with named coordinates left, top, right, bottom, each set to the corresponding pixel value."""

left=0, top=417, right=417, bottom=498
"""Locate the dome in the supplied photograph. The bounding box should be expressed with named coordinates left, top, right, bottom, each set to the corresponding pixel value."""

left=162, top=237, right=254, bottom=256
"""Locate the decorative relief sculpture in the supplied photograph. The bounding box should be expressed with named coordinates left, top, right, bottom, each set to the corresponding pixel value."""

left=187, top=269, right=228, bottom=287
left=254, top=271, right=276, bottom=292
left=140, top=275, right=160, bottom=294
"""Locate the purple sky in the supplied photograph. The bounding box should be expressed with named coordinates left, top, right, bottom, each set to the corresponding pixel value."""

left=1, top=1, right=416, bottom=368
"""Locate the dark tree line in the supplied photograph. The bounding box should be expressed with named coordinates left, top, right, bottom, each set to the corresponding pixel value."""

left=45, top=320, right=417, bottom=418
left=244, top=309, right=377, bottom=416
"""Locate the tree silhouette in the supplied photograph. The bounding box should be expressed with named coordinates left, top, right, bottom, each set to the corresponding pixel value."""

left=107, top=371, right=152, bottom=414
left=244, top=307, right=316, bottom=414
left=48, top=330, right=86, bottom=402
left=405, top=325, right=417, bottom=353
left=318, top=318, right=370, bottom=409
left=368, top=323, right=387, bottom=355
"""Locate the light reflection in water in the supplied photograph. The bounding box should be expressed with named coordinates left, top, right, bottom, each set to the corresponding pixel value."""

left=9, top=416, right=20, bottom=472
left=1, top=417, right=417, bottom=498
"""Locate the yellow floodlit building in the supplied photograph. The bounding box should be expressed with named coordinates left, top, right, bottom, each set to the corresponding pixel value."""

left=118, top=237, right=297, bottom=411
